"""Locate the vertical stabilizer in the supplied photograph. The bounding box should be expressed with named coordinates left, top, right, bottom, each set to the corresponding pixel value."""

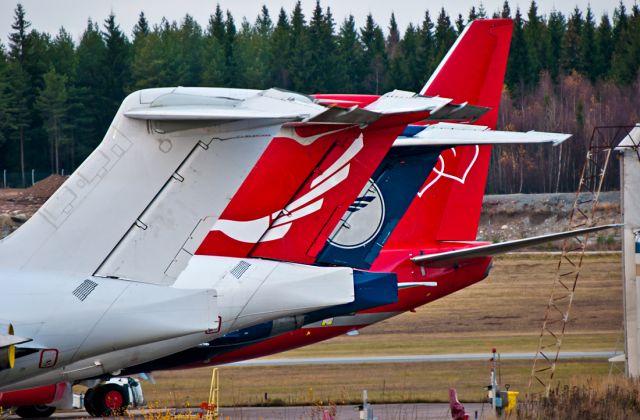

left=388, top=19, right=513, bottom=245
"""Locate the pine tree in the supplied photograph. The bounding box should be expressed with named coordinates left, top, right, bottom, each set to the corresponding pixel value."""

left=433, top=8, right=456, bottom=67
left=561, top=7, right=583, bottom=75
left=7, top=4, right=34, bottom=184
left=468, top=7, right=478, bottom=22
left=270, top=8, right=291, bottom=89
left=594, top=14, right=613, bottom=80
left=36, top=68, right=69, bottom=174
left=417, top=11, right=435, bottom=86
left=547, top=10, right=566, bottom=82
left=131, top=13, right=163, bottom=90
left=581, top=7, right=597, bottom=82
left=202, top=14, right=226, bottom=86
left=223, top=10, right=237, bottom=86
left=455, top=14, right=465, bottom=34
left=335, top=15, right=363, bottom=92
left=75, top=19, right=107, bottom=155
left=289, top=1, right=310, bottom=91
left=399, top=23, right=421, bottom=91
left=5, top=62, right=30, bottom=184
left=209, top=5, right=226, bottom=44
left=360, top=14, right=387, bottom=94
left=175, top=14, right=204, bottom=86
left=523, top=1, right=547, bottom=85
left=50, top=28, right=76, bottom=78
left=386, top=13, right=400, bottom=58
left=307, top=3, right=337, bottom=91
left=8, top=3, right=30, bottom=64
left=132, top=11, right=150, bottom=37
left=610, top=2, right=640, bottom=84
left=102, top=14, right=131, bottom=118
left=505, top=8, right=531, bottom=97
left=500, top=1, right=512, bottom=18
left=477, top=3, right=488, bottom=19
left=0, top=45, right=11, bottom=165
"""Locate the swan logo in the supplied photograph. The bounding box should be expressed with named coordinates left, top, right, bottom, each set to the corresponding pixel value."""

left=418, top=145, right=479, bottom=197
left=212, top=134, right=365, bottom=243
left=327, top=179, right=385, bottom=249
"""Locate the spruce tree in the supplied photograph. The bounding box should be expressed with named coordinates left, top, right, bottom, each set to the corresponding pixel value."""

left=289, top=1, right=310, bottom=91
left=561, top=7, right=583, bottom=75
left=505, top=8, right=531, bottom=97
left=335, top=15, right=363, bottom=92
left=360, top=14, right=387, bottom=94
left=500, top=1, right=511, bottom=18
left=418, top=11, right=435, bottom=86
left=581, top=7, right=597, bottom=82
left=36, top=68, right=69, bottom=174
left=547, top=10, right=566, bottom=82
left=433, top=9, right=456, bottom=66
left=102, top=14, right=131, bottom=119
left=594, top=14, right=613, bottom=80
left=75, top=19, right=107, bottom=155
left=523, top=1, right=547, bottom=85
left=270, top=8, right=291, bottom=89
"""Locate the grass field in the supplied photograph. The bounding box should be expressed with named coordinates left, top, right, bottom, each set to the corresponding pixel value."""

left=140, top=253, right=624, bottom=407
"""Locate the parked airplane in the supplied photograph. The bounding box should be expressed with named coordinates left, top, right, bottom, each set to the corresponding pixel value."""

left=118, top=17, right=614, bottom=384
left=0, top=18, right=617, bottom=417
left=0, top=77, right=475, bottom=395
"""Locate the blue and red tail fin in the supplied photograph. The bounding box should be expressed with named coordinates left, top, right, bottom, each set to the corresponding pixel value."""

left=387, top=19, right=513, bottom=246
left=249, top=113, right=430, bottom=264
left=315, top=145, right=442, bottom=269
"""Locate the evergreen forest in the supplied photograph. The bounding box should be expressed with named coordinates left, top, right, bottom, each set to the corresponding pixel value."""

left=1, top=1, right=639, bottom=192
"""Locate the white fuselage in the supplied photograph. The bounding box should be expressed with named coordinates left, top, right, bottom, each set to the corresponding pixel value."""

left=0, top=256, right=354, bottom=391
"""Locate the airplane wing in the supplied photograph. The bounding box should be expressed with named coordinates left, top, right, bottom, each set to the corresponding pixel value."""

left=411, top=224, right=621, bottom=266
left=394, top=122, right=571, bottom=147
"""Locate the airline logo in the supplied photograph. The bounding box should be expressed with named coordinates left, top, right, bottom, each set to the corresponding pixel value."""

left=327, top=179, right=385, bottom=249
left=211, top=134, right=365, bottom=244
left=417, top=145, right=479, bottom=197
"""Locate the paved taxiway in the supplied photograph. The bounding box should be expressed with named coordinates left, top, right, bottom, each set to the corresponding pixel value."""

left=226, top=351, right=621, bottom=366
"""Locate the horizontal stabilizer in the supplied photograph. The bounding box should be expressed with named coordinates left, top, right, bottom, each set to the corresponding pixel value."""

left=364, top=90, right=452, bottom=115
left=124, top=106, right=306, bottom=121
left=411, top=224, right=621, bottom=266
left=302, top=106, right=380, bottom=125
left=427, top=103, right=490, bottom=122
left=394, top=122, right=572, bottom=147
left=0, top=335, right=32, bottom=349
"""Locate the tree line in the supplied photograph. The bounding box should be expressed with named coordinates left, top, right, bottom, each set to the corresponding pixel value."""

left=0, top=1, right=639, bottom=192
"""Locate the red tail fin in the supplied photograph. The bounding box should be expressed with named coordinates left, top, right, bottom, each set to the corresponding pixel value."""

left=420, top=18, right=512, bottom=129
left=195, top=124, right=359, bottom=257
left=388, top=19, right=513, bottom=245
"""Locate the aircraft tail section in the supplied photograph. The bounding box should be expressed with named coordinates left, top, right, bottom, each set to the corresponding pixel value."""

left=386, top=19, right=513, bottom=246
left=197, top=93, right=459, bottom=264
left=420, top=18, right=513, bottom=129
left=315, top=146, right=441, bottom=269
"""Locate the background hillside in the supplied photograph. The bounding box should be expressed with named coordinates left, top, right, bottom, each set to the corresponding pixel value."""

left=0, top=1, right=638, bottom=192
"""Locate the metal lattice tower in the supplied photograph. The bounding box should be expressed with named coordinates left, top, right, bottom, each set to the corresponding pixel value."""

left=528, top=126, right=634, bottom=396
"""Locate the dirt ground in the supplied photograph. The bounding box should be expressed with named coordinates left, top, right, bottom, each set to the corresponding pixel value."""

left=0, top=179, right=622, bottom=250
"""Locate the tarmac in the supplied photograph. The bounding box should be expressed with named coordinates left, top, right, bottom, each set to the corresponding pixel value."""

left=6, top=403, right=490, bottom=419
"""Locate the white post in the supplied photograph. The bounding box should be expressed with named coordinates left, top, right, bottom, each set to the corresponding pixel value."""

left=31, top=169, right=35, bottom=186
left=621, top=128, right=640, bottom=377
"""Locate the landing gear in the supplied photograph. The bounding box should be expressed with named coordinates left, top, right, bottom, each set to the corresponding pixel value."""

left=14, top=405, right=56, bottom=418
left=84, top=383, right=129, bottom=417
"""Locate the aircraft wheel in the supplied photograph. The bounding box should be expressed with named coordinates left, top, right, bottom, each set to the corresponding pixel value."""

left=90, top=383, right=129, bottom=417
left=84, top=387, right=98, bottom=416
left=14, top=405, right=56, bottom=418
